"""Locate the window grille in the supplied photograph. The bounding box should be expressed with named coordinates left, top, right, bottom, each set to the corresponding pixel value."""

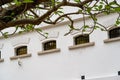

left=43, top=40, right=56, bottom=51
left=109, top=27, right=120, bottom=38
left=16, top=46, right=27, bottom=56
left=74, top=34, right=89, bottom=45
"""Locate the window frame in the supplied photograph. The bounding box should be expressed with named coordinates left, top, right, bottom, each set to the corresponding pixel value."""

left=10, top=45, right=31, bottom=60
left=38, top=39, right=60, bottom=55
left=74, top=34, right=89, bottom=45
left=108, top=27, right=120, bottom=39
left=104, top=26, right=120, bottom=43
left=42, top=40, right=57, bottom=51
left=0, top=51, right=4, bottom=62
left=68, top=34, right=94, bottom=50
left=15, top=46, right=27, bottom=56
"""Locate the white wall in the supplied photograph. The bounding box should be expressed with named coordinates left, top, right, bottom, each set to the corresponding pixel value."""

left=0, top=13, right=120, bottom=80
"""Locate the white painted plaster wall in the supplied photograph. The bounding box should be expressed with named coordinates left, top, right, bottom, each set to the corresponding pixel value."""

left=0, top=13, right=120, bottom=80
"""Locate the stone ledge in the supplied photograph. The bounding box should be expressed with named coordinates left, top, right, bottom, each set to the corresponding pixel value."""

left=104, top=37, right=120, bottom=43
left=38, top=48, right=60, bottom=55
left=69, top=42, right=95, bottom=50
left=0, top=59, right=4, bottom=62
left=10, top=54, right=31, bottom=60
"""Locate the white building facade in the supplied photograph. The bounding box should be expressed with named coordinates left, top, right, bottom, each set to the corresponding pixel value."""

left=0, top=13, right=120, bottom=80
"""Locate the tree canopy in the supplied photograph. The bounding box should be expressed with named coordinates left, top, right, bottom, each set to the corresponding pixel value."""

left=0, top=0, right=120, bottom=37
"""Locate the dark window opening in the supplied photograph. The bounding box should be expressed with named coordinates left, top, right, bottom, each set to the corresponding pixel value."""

left=43, top=40, right=56, bottom=51
left=109, top=27, right=120, bottom=38
left=74, top=34, right=89, bottom=45
left=16, top=46, right=27, bottom=56
left=81, top=75, right=85, bottom=79
left=118, top=71, right=120, bottom=75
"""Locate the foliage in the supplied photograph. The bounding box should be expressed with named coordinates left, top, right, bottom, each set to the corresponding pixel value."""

left=0, top=0, right=120, bottom=37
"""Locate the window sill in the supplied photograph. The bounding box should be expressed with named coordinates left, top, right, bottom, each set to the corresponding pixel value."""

left=0, top=59, right=4, bottom=62
left=68, top=42, right=95, bottom=50
left=38, top=48, right=60, bottom=55
left=10, top=54, right=31, bottom=60
left=104, top=37, right=120, bottom=43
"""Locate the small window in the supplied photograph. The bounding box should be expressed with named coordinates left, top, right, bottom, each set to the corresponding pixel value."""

left=74, top=34, right=89, bottom=45
left=109, top=27, right=120, bottom=38
left=15, top=46, right=27, bottom=56
left=43, top=40, right=56, bottom=51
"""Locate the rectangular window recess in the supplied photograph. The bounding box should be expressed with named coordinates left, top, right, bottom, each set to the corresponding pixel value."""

left=69, top=42, right=95, bottom=50
left=104, top=37, right=120, bottom=43
left=0, top=59, right=4, bottom=62
left=38, top=48, right=60, bottom=55
left=10, top=54, right=31, bottom=60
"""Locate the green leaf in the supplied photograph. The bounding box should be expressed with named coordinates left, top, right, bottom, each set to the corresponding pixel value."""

left=19, top=31, right=24, bottom=34
left=14, top=0, right=22, bottom=5
left=51, top=0, right=55, bottom=7
left=3, top=32, right=9, bottom=38
left=23, top=0, right=33, bottom=3
left=44, top=32, right=48, bottom=38
left=115, top=19, right=120, bottom=26
left=60, top=18, right=64, bottom=21
left=35, top=28, right=42, bottom=32
left=27, top=25, right=34, bottom=31
left=100, top=28, right=105, bottom=31
left=57, top=11, right=64, bottom=13
left=82, top=28, right=86, bottom=32
left=84, top=25, right=89, bottom=28
left=68, top=25, right=74, bottom=29
left=98, top=5, right=103, bottom=10
left=87, top=8, right=91, bottom=13
left=105, top=5, right=110, bottom=10
left=114, top=7, right=120, bottom=12
left=54, top=10, right=64, bottom=15
left=74, top=0, right=81, bottom=2
left=92, top=16, right=97, bottom=21
left=45, top=32, right=48, bottom=35
left=109, top=1, right=116, bottom=6
left=78, top=10, right=82, bottom=13
left=94, top=26, right=99, bottom=30
left=100, top=1, right=104, bottom=4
